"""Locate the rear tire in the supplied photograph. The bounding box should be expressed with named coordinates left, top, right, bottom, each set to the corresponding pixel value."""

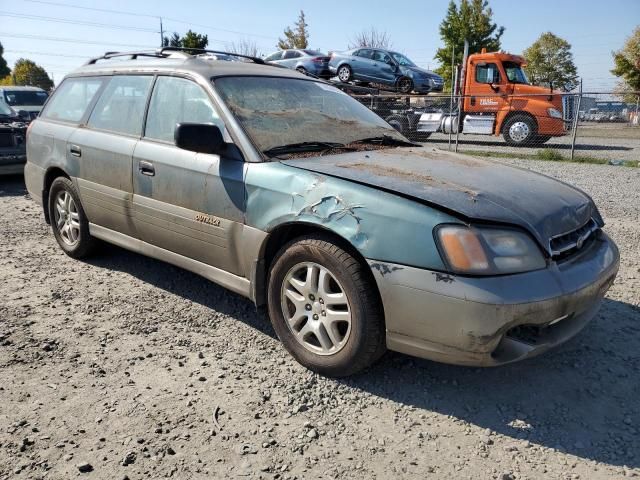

left=337, top=64, right=352, bottom=82
left=267, top=235, right=386, bottom=377
left=48, top=177, right=96, bottom=259
left=503, top=114, right=537, bottom=146
left=296, top=66, right=307, bottom=75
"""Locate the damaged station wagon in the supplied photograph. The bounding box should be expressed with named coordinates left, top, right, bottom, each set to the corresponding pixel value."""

left=24, top=48, right=620, bottom=377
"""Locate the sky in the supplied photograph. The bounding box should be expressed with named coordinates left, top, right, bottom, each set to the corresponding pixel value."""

left=1, top=0, right=638, bottom=91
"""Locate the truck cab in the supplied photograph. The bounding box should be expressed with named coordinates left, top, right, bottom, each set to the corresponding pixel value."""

left=462, top=50, right=566, bottom=144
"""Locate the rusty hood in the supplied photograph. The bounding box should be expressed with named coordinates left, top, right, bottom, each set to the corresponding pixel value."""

left=281, top=147, right=603, bottom=254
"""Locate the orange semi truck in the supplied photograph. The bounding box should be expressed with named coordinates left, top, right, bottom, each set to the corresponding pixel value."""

left=418, top=48, right=570, bottom=145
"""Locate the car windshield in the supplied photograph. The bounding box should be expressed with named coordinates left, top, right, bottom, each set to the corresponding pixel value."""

left=503, top=62, right=529, bottom=84
left=3, top=90, right=49, bottom=106
left=390, top=52, right=416, bottom=67
left=215, top=76, right=407, bottom=154
left=0, top=102, right=15, bottom=116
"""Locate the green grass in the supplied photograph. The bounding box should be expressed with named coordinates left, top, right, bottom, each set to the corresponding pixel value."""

left=459, top=148, right=638, bottom=167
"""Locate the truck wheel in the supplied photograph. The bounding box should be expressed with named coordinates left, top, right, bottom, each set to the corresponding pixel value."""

left=397, top=77, right=413, bottom=94
left=385, top=114, right=409, bottom=136
left=503, top=115, right=537, bottom=146
left=48, top=176, right=96, bottom=258
left=267, top=235, right=386, bottom=377
left=337, top=65, right=352, bottom=82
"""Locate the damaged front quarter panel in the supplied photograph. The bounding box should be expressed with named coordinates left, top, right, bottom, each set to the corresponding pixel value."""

left=244, top=161, right=458, bottom=270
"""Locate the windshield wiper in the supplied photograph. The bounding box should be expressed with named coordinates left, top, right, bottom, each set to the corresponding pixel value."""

left=350, top=134, right=417, bottom=147
left=263, top=141, right=348, bottom=157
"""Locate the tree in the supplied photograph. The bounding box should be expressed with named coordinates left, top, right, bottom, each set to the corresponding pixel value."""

left=0, top=58, right=53, bottom=91
left=0, top=42, right=10, bottom=78
left=162, top=30, right=208, bottom=49
left=434, top=0, right=505, bottom=90
left=227, top=39, right=260, bottom=58
left=523, top=32, right=578, bottom=91
left=611, top=26, right=640, bottom=102
left=349, top=28, right=392, bottom=49
left=277, top=10, right=309, bottom=49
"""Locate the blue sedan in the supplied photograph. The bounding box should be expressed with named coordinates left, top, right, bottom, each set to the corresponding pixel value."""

left=329, top=48, right=444, bottom=94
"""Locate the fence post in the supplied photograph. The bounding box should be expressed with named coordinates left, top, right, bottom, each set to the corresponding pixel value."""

left=570, top=79, right=582, bottom=161
left=448, top=46, right=455, bottom=151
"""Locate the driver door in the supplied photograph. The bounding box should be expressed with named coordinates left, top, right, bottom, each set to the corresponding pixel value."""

left=132, top=75, right=246, bottom=276
left=464, top=62, right=511, bottom=114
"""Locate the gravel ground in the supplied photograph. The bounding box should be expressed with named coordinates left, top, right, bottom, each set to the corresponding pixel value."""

left=1, top=159, right=639, bottom=480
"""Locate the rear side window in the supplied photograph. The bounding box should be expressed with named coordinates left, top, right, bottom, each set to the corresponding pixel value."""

left=283, top=50, right=302, bottom=59
left=41, top=77, right=103, bottom=123
left=88, top=75, right=153, bottom=136
left=145, top=76, right=223, bottom=143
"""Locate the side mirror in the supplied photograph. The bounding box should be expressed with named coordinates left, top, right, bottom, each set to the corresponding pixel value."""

left=18, top=110, right=31, bottom=121
left=175, top=123, right=225, bottom=154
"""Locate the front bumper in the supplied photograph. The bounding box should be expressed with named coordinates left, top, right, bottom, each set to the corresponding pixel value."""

left=368, top=231, right=619, bottom=366
left=0, top=151, right=27, bottom=175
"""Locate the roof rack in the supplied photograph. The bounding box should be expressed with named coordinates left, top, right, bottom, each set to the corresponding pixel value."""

left=85, top=47, right=267, bottom=66
left=159, top=47, right=265, bottom=64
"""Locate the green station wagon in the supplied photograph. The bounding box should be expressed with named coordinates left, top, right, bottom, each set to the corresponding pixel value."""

left=24, top=48, right=619, bottom=376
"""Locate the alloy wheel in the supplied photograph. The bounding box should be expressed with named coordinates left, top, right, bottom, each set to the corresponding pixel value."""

left=54, top=190, right=81, bottom=246
left=508, top=121, right=531, bottom=143
left=280, top=262, right=352, bottom=355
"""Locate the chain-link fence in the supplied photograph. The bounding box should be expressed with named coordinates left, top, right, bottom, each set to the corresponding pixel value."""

left=344, top=86, right=640, bottom=167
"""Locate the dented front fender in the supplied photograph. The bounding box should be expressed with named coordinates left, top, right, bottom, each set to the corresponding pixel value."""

left=244, top=161, right=457, bottom=270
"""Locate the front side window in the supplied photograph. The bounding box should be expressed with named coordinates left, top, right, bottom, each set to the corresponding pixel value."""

left=503, top=62, right=529, bottom=84
left=372, top=51, right=392, bottom=64
left=88, top=75, right=152, bottom=135
left=3, top=90, right=49, bottom=106
left=476, top=63, right=501, bottom=84
left=42, top=77, right=104, bottom=123
left=145, top=76, right=222, bottom=143
left=215, top=76, right=405, bottom=154
left=390, top=52, right=415, bottom=67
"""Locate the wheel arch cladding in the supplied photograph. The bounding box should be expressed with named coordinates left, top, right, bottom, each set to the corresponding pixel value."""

left=42, top=167, right=70, bottom=224
left=244, top=161, right=453, bottom=282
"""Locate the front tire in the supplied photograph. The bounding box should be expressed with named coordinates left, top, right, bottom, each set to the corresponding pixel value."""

left=267, top=235, right=385, bottom=377
left=397, top=77, right=414, bottom=94
left=503, top=114, right=537, bottom=146
left=48, top=177, right=96, bottom=258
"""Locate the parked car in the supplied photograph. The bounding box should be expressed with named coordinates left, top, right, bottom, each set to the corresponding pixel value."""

left=264, top=49, right=332, bottom=79
left=329, top=48, right=444, bottom=93
left=24, top=49, right=619, bottom=377
left=0, top=101, right=27, bottom=175
left=0, top=86, right=49, bottom=120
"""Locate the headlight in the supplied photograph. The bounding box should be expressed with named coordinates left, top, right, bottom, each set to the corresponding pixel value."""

left=547, top=107, right=563, bottom=119
left=436, top=225, right=546, bottom=275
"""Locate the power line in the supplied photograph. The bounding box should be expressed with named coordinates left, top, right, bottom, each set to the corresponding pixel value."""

left=0, top=32, right=156, bottom=49
left=22, top=0, right=160, bottom=19
left=17, top=0, right=279, bottom=41
left=4, top=49, right=95, bottom=59
left=0, top=11, right=159, bottom=33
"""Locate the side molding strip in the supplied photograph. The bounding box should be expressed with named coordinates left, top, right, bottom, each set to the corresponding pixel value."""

left=89, top=223, right=252, bottom=299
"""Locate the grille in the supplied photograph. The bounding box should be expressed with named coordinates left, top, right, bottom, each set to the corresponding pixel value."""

left=0, top=132, right=14, bottom=148
left=549, top=218, right=599, bottom=259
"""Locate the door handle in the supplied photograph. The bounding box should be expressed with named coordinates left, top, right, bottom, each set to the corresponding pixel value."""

left=138, top=160, right=155, bottom=176
left=69, top=145, right=81, bottom=157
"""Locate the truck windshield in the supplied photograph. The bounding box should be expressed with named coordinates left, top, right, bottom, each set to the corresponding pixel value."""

left=503, top=62, right=529, bottom=84
left=390, top=52, right=416, bottom=67
left=215, top=76, right=406, bottom=154
left=3, top=90, right=49, bottom=106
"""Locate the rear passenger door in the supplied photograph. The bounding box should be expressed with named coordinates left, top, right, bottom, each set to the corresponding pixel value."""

left=351, top=49, right=374, bottom=81
left=132, top=75, right=246, bottom=276
left=69, top=75, right=153, bottom=237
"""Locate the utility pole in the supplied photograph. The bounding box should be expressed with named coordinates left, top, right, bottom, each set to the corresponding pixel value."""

left=159, top=17, right=164, bottom=48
